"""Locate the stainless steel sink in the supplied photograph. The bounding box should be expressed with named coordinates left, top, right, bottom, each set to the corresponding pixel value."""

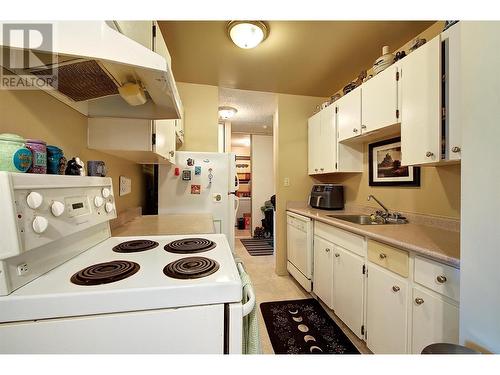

left=327, top=214, right=381, bottom=225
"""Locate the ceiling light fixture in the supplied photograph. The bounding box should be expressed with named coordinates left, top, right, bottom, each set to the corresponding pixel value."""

left=218, top=106, right=238, bottom=120
left=227, top=21, right=269, bottom=49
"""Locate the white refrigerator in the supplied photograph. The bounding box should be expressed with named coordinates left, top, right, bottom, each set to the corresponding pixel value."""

left=158, top=151, right=239, bottom=251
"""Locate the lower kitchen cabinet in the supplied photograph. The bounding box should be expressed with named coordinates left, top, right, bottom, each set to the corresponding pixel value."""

left=411, top=286, right=459, bottom=354
left=332, top=246, right=365, bottom=339
left=366, top=263, right=408, bottom=354
left=313, top=235, right=334, bottom=309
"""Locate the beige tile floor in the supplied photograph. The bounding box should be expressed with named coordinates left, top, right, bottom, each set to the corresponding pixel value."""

left=234, top=238, right=371, bottom=354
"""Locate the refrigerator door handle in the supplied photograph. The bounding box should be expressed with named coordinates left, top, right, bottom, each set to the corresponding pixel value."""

left=234, top=196, right=240, bottom=220
left=234, top=173, right=240, bottom=192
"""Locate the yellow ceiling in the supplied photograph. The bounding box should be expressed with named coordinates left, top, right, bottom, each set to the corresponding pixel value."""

left=159, top=21, right=435, bottom=97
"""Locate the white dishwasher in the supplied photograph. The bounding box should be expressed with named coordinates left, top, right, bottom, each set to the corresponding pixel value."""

left=286, top=211, right=313, bottom=292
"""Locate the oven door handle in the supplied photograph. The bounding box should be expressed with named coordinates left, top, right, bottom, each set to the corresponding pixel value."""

left=236, top=261, right=256, bottom=317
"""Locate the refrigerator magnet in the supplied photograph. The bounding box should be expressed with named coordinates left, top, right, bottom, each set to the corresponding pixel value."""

left=182, top=170, right=192, bottom=181
left=195, top=166, right=201, bottom=175
left=191, top=184, right=201, bottom=194
left=187, top=158, right=195, bottom=166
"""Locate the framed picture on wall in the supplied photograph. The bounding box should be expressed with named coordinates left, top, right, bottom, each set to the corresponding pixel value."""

left=368, top=137, right=420, bottom=187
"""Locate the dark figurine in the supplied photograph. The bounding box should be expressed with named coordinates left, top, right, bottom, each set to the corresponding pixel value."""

left=65, top=157, right=82, bottom=176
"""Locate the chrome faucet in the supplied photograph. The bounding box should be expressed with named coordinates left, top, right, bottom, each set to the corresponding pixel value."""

left=367, top=195, right=408, bottom=224
left=367, top=195, right=389, bottom=214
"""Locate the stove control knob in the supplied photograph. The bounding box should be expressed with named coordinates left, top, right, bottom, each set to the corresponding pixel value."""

left=102, top=188, right=111, bottom=198
left=26, top=192, right=43, bottom=209
left=32, top=216, right=49, bottom=234
left=94, top=196, right=104, bottom=208
left=51, top=201, right=65, bottom=217
left=105, top=202, right=114, bottom=213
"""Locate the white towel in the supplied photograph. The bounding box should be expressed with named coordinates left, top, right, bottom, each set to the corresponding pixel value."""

left=237, top=261, right=261, bottom=354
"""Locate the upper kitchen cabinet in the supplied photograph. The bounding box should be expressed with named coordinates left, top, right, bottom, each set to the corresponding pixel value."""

left=336, top=86, right=362, bottom=142
left=308, top=112, right=322, bottom=174
left=308, top=104, right=362, bottom=175
left=361, top=65, right=400, bottom=133
left=400, top=35, right=441, bottom=166
left=88, top=118, right=177, bottom=164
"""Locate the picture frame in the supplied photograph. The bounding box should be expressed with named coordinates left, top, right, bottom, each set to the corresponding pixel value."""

left=368, top=137, right=420, bottom=187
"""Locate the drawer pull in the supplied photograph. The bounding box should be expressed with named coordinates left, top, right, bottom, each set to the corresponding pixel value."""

left=325, top=248, right=331, bottom=253
left=334, top=253, right=340, bottom=257
left=415, top=297, right=424, bottom=305
left=436, top=275, right=447, bottom=284
left=392, top=285, right=400, bottom=292
left=379, top=253, right=387, bottom=259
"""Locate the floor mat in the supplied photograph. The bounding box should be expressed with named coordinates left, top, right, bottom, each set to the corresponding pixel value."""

left=240, top=238, right=274, bottom=256
left=260, top=298, right=360, bottom=354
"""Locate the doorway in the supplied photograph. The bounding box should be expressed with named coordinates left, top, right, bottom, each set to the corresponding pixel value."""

left=219, top=88, right=276, bottom=244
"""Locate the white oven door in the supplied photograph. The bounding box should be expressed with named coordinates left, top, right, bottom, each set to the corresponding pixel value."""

left=0, top=304, right=225, bottom=354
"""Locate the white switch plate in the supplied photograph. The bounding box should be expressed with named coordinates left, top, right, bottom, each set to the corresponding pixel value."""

left=119, top=176, right=132, bottom=196
left=284, top=177, right=290, bottom=187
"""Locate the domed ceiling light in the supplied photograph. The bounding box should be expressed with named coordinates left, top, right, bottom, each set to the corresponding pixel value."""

left=218, top=106, right=238, bottom=120
left=227, top=21, right=269, bottom=49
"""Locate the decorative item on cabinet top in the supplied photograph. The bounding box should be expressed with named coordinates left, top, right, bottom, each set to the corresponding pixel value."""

left=373, top=46, right=394, bottom=75
left=368, top=137, right=421, bottom=187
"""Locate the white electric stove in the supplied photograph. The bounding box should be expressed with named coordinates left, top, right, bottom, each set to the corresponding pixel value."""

left=0, top=172, right=249, bottom=354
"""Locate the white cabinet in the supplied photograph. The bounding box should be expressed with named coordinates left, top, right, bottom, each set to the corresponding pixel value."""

left=113, top=21, right=154, bottom=49
left=336, top=86, right=362, bottom=142
left=441, top=23, right=462, bottom=161
left=361, top=65, right=399, bottom=133
left=308, top=103, right=362, bottom=175
left=313, top=235, right=334, bottom=308
left=88, top=118, right=177, bottom=164
left=308, top=112, right=322, bottom=174
left=320, top=105, right=337, bottom=173
left=366, top=263, right=408, bottom=354
left=411, top=286, right=459, bottom=354
left=400, top=36, right=442, bottom=166
left=308, top=106, right=336, bottom=174
left=332, top=246, right=365, bottom=339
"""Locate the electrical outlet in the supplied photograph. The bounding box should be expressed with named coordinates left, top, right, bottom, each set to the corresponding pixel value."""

left=119, top=176, right=132, bottom=196
left=284, top=177, right=290, bottom=187
left=17, top=263, right=29, bottom=276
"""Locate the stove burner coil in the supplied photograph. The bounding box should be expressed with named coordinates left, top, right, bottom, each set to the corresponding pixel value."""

left=112, top=240, right=159, bottom=253
left=164, top=238, right=216, bottom=254
left=70, top=260, right=140, bottom=286
left=163, top=257, right=220, bottom=279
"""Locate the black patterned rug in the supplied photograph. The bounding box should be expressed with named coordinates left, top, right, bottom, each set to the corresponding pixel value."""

left=240, top=238, right=274, bottom=256
left=260, top=298, right=360, bottom=354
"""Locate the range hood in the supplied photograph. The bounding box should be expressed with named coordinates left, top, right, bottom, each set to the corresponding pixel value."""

left=0, top=21, right=183, bottom=119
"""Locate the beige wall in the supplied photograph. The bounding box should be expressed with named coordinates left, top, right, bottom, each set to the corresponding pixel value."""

left=177, top=82, right=219, bottom=152
left=315, top=144, right=461, bottom=218
left=0, top=90, right=145, bottom=214
left=275, top=93, right=327, bottom=275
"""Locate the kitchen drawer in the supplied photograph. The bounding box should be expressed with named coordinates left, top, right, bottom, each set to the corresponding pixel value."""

left=414, top=256, right=460, bottom=301
left=314, top=221, right=365, bottom=257
left=368, top=240, right=409, bottom=278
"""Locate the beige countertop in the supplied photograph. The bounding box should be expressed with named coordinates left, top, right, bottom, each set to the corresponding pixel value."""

left=111, top=214, right=215, bottom=237
left=287, top=203, right=460, bottom=268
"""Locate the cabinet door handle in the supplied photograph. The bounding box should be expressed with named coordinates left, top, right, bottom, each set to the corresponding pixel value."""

left=320, top=168, right=324, bottom=171
left=392, top=285, right=400, bottom=292
left=436, top=275, right=447, bottom=284
left=169, top=151, right=175, bottom=157
left=451, top=146, right=461, bottom=153
left=334, top=253, right=340, bottom=257
left=325, top=248, right=331, bottom=253
left=415, top=297, right=424, bottom=305
left=426, top=151, right=434, bottom=157
left=379, top=253, right=387, bottom=259
left=314, top=168, right=318, bottom=172
left=353, top=128, right=359, bottom=133
left=361, top=125, right=367, bottom=130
